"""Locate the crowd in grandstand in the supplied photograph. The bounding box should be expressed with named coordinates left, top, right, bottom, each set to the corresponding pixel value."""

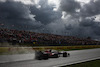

left=0, top=28, right=100, bottom=46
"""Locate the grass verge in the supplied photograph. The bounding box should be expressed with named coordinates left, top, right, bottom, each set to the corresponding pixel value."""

left=0, top=47, right=34, bottom=55
left=0, top=45, right=100, bottom=55
left=62, top=59, right=100, bottom=67
left=32, top=45, right=100, bottom=51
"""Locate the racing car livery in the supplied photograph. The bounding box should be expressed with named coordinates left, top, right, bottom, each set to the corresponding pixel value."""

left=35, top=50, right=70, bottom=60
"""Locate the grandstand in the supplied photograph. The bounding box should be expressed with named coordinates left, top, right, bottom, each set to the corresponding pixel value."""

left=0, top=28, right=100, bottom=46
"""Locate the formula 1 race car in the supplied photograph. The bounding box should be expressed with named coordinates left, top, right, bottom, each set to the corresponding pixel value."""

left=35, top=50, right=70, bottom=60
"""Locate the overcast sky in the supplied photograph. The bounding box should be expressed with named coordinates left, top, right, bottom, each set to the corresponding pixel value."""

left=0, top=0, right=100, bottom=40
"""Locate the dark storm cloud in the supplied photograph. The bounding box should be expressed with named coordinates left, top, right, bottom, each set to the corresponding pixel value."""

left=59, top=0, right=80, bottom=14
left=0, top=0, right=62, bottom=32
left=79, top=0, right=100, bottom=38
left=1, top=0, right=100, bottom=40
left=57, top=0, right=100, bottom=39
left=80, top=0, right=100, bottom=17
left=79, top=18, right=95, bottom=27
left=0, top=0, right=42, bottom=30
left=30, top=0, right=62, bottom=24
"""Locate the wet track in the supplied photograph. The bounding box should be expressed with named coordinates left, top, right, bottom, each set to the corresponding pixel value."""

left=0, top=48, right=100, bottom=67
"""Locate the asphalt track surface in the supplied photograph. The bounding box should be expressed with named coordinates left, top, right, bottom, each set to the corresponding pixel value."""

left=0, top=48, right=100, bottom=67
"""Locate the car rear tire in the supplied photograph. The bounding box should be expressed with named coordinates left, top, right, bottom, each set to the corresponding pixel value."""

left=43, top=54, right=49, bottom=60
left=54, top=54, right=59, bottom=58
left=63, top=52, right=67, bottom=57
